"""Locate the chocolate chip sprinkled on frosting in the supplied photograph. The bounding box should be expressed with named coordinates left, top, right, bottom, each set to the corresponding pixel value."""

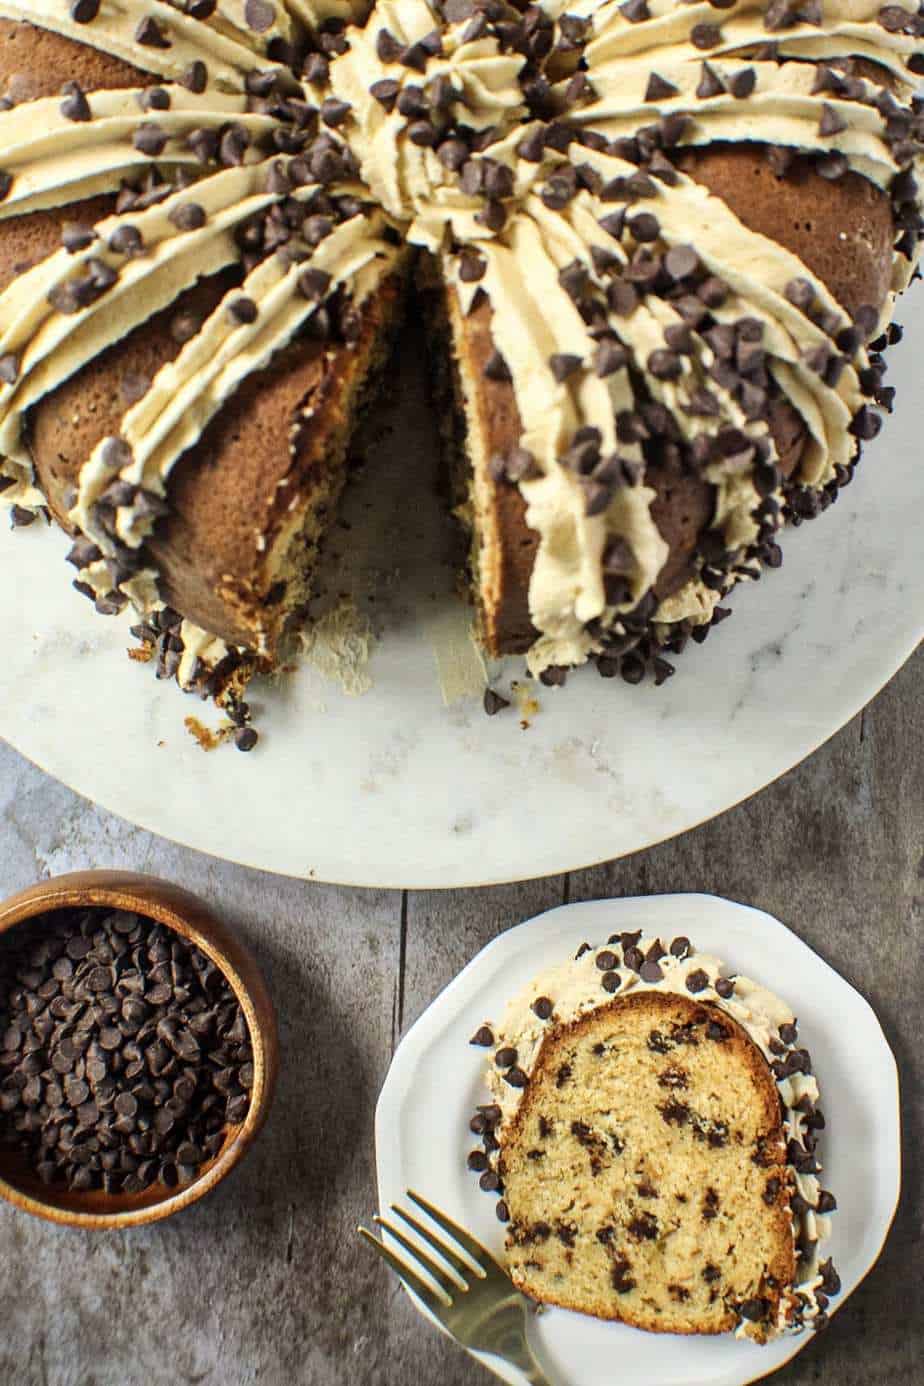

left=135, top=16, right=171, bottom=49
left=228, top=296, right=259, bottom=325
left=169, top=202, right=207, bottom=232
left=245, top=0, right=276, bottom=33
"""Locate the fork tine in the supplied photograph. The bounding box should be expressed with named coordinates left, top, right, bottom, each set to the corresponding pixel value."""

left=358, top=1226, right=452, bottom=1314
left=391, top=1203, right=487, bottom=1281
left=406, top=1190, right=500, bottom=1271
left=375, top=1215, right=468, bottom=1296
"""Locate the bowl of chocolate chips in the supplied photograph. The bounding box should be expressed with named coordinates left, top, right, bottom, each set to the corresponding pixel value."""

left=0, top=871, right=278, bottom=1227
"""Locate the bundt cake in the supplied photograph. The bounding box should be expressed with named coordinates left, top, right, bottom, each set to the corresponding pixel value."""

left=0, top=0, right=921, bottom=738
left=467, top=932, right=840, bottom=1340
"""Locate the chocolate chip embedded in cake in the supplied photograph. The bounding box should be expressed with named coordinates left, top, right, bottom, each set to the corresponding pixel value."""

left=466, top=934, right=839, bottom=1341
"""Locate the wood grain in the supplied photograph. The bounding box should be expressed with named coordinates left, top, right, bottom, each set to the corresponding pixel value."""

left=0, top=644, right=919, bottom=1385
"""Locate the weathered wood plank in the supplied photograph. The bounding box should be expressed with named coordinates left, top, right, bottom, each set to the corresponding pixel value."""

left=0, top=643, right=919, bottom=1385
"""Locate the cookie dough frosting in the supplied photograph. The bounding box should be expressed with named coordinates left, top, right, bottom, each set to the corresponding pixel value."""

left=0, top=0, right=921, bottom=692
left=467, top=930, right=841, bottom=1340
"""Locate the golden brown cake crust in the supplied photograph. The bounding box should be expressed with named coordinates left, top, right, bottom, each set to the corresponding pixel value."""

left=0, top=17, right=154, bottom=102
left=498, top=990, right=795, bottom=1337
left=680, top=146, right=896, bottom=319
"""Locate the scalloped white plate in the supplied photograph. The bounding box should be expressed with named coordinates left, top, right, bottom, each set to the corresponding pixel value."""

left=0, top=312, right=922, bottom=886
left=374, top=895, right=901, bottom=1386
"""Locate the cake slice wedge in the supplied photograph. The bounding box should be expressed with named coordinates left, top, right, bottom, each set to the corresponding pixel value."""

left=468, top=934, right=840, bottom=1341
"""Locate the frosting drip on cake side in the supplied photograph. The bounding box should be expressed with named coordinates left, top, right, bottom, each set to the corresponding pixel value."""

left=0, top=0, right=920, bottom=700
left=468, top=932, right=841, bottom=1340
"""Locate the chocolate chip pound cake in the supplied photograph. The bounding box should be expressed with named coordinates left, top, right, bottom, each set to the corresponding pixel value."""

left=0, top=0, right=922, bottom=732
left=468, top=933, right=841, bottom=1340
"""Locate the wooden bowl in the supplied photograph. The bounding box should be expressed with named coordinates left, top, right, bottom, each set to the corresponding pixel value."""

left=0, top=870, right=279, bottom=1228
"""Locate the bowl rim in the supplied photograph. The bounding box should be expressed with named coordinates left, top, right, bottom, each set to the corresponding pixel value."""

left=0, top=869, right=279, bottom=1229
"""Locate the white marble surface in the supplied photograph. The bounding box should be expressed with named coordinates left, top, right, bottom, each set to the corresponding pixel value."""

left=1, top=319, right=922, bottom=888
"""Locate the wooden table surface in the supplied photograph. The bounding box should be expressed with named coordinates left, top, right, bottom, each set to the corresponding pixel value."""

left=0, top=646, right=919, bottom=1386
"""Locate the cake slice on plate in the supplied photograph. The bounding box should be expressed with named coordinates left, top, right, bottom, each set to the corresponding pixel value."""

left=468, top=933, right=840, bottom=1341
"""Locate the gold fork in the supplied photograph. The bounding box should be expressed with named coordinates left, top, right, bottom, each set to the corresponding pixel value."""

left=359, top=1190, right=554, bottom=1385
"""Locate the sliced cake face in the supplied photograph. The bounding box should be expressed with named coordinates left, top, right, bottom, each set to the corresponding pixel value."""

left=468, top=933, right=841, bottom=1342
left=499, top=992, right=793, bottom=1337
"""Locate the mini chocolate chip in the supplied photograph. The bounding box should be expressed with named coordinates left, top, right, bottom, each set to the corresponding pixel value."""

left=483, top=688, right=510, bottom=716
left=645, top=72, right=679, bottom=102
left=168, top=202, right=206, bottom=232
left=483, top=349, right=511, bottom=383
left=234, top=727, right=259, bottom=752
left=819, top=102, right=847, bottom=137
left=321, top=97, right=351, bottom=128
left=228, top=297, right=258, bottom=325
left=245, top=0, right=275, bottom=32
left=623, top=945, right=645, bottom=971
left=109, top=225, right=143, bottom=257
left=549, top=353, right=582, bottom=382
left=60, top=82, right=91, bottom=123
left=648, top=349, right=682, bottom=380
left=697, top=61, right=726, bottom=99
left=370, top=78, right=400, bottom=111
left=595, top=339, right=628, bottom=377
left=135, top=16, right=171, bottom=48
left=691, top=22, right=722, bottom=48
left=685, top=968, right=709, bottom=994
left=134, top=123, right=168, bottom=157
left=729, top=67, right=756, bottom=98
left=664, top=244, right=699, bottom=280
left=180, top=60, right=207, bottom=95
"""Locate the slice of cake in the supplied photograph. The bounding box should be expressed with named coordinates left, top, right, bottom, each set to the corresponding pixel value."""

left=467, top=932, right=840, bottom=1342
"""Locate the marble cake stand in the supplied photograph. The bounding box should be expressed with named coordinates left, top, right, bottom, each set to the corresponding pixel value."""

left=1, top=314, right=921, bottom=888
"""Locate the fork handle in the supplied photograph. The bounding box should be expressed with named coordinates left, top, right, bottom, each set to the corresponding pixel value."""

left=496, top=1344, right=554, bottom=1386
left=513, top=1358, right=554, bottom=1386
left=483, top=1313, right=555, bottom=1386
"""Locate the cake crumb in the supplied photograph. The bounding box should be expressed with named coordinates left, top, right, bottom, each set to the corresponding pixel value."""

left=300, top=595, right=374, bottom=696
left=184, top=716, right=233, bottom=751
left=511, top=680, right=540, bottom=728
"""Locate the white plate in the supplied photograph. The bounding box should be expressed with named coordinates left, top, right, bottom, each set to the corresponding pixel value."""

left=1, top=315, right=922, bottom=886
left=374, top=894, right=901, bottom=1386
